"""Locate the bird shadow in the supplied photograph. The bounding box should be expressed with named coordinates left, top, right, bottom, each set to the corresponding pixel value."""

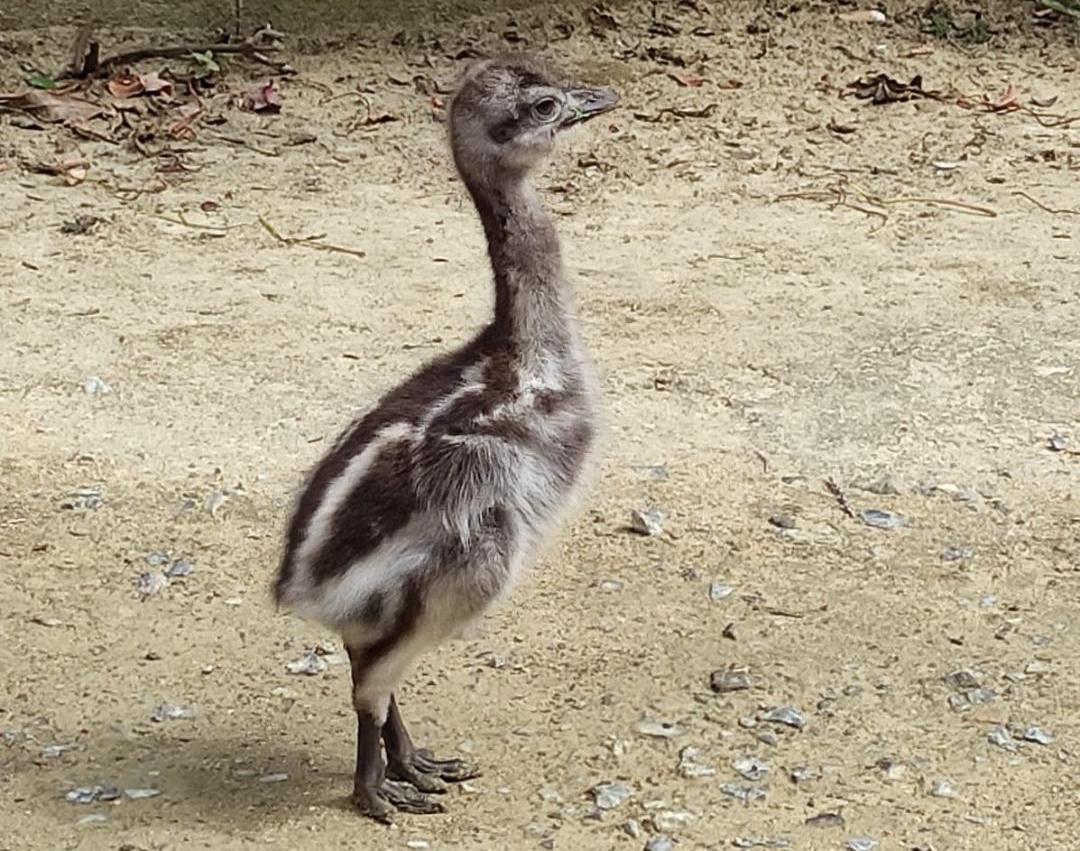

left=31, top=728, right=362, bottom=833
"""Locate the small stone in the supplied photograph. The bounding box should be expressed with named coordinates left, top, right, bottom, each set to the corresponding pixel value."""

left=1017, top=726, right=1054, bottom=746
left=877, top=757, right=906, bottom=782
left=721, top=783, right=766, bottom=803
left=146, top=551, right=170, bottom=566
left=592, top=781, right=633, bottom=810
left=285, top=650, right=328, bottom=676
left=1048, top=433, right=1069, bottom=452
left=136, top=572, right=168, bottom=598
left=66, top=786, right=120, bottom=804
left=859, top=509, right=906, bottom=529
left=929, top=779, right=958, bottom=798
left=763, top=705, right=805, bottom=729
left=790, top=765, right=821, bottom=784
left=710, top=669, right=751, bottom=693
left=258, top=773, right=288, bottom=783
left=406, top=841, right=430, bottom=850
left=987, top=726, right=1018, bottom=752
left=124, top=787, right=161, bottom=799
left=150, top=703, right=193, bottom=722
left=83, top=376, right=111, bottom=396
left=538, top=786, right=562, bottom=802
left=806, top=812, right=845, bottom=828
left=77, top=814, right=108, bottom=826
left=598, top=579, right=624, bottom=592
left=61, top=486, right=103, bottom=511
left=941, top=546, right=974, bottom=562
left=708, top=582, right=735, bottom=601
left=41, top=743, right=77, bottom=758
left=630, top=508, right=664, bottom=537
left=539, top=839, right=556, bottom=851
left=733, top=840, right=791, bottom=849
left=622, top=819, right=643, bottom=839
left=653, top=811, right=694, bottom=832
left=676, top=746, right=716, bottom=779
left=768, top=513, right=796, bottom=529
left=847, top=838, right=878, bottom=851
left=733, top=756, right=769, bottom=781
left=946, top=669, right=981, bottom=690
left=644, top=836, right=674, bottom=851
left=165, top=558, right=194, bottom=578
left=756, top=732, right=778, bottom=747
left=634, top=719, right=683, bottom=738
left=1025, top=660, right=1051, bottom=675
left=30, top=615, right=66, bottom=627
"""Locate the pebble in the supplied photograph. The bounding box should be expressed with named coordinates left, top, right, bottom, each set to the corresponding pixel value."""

left=721, top=783, right=766, bottom=803
left=406, top=841, right=430, bottom=850
left=806, top=812, right=845, bottom=828
left=136, top=572, right=168, bottom=598
left=710, top=669, right=752, bottom=693
left=929, top=779, right=958, bottom=798
left=77, top=814, right=109, bottom=826
left=124, top=787, right=161, bottom=799
left=285, top=650, right=328, bottom=676
left=708, top=582, right=735, bottom=601
left=66, top=786, right=120, bottom=804
left=733, top=840, right=791, bottom=849
left=859, top=509, right=906, bottom=529
left=592, top=781, right=633, bottom=810
left=1018, top=726, right=1054, bottom=746
left=151, top=703, right=193, bottom=722
left=61, top=486, right=103, bottom=511
left=644, top=837, right=674, bottom=851
left=166, top=559, right=194, bottom=578
left=1048, top=433, right=1069, bottom=452
left=677, top=746, right=716, bottom=779
left=763, top=705, right=805, bottom=729
left=652, top=810, right=694, bottom=831
left=598, top=579, right=624, bottom=593
left=733, top=756, right=769, bottom=781
left=790, top=765, right=820, bottom=784
left=987, top=726, right=1018, bottom=752
left=941, top=546, right=974, bottom=562
left=634, top=719, right=683, bottom=739
left=847, top=838, right=878, bottom=851
left=538, top=786, right=562, bottom=802
left=41, top=743, right=77, bottom=758
left=83, top=376, right=111, bottom=396
left=630, top=508, right=664, bottom=537
left=259, top=773, right=289, bottom=783
left=622, top=819, right=643, bottom=839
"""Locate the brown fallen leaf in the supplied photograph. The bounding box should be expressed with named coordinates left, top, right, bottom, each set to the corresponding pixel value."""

left=845, top=73, right=938, bottom=105
left=139, top=72, right=174, bottom=97
left=0, top=89, right=105, bottom=123
left=244, top=81, right=282, bottom=112
left=668, top=70, right=704, bottom=88
left=108, top=74, right=144, bottom=98
left=988, top=84, right=1020, bottom=112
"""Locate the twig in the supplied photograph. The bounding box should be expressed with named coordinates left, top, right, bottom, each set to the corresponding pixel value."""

left=824, top=477, right=857, bottom=519
left=79, top=26, right=294, bottom=78
left=1013, top=191, right=1080, bottom=216
left=154, top=212, right=244, bottom=231
left=258, top=216, right=366, bottom=259
left=208, top=132, right=280, bottom=157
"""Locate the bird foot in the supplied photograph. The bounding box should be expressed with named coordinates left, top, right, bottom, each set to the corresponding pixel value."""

left=387, top=747, right=481, bottom=791
left=352, top=780, right=446, bottom=822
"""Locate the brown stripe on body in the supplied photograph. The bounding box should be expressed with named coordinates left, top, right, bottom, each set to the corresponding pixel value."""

left=275, top=327, right=503, bottom=601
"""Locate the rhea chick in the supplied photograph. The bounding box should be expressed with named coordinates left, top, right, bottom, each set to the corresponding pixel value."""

left=274, top=56, right=617, bottom=822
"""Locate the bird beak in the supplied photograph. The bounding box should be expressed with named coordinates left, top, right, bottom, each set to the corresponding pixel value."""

left=561, top=87, right=619, bottom=127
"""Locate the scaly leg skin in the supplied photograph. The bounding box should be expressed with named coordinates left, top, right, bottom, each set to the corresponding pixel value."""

left=347, top=650, right=445, bottom=821
left=383, top=694, right=481, bottom=793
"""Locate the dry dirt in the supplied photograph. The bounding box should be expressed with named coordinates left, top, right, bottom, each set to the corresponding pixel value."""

left=2, top=2, right=1079, bottom=850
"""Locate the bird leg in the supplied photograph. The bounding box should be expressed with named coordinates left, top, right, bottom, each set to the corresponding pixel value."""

left=383, top=694, right=480, bottom=791
left=348, top=650, right=446, bottom=821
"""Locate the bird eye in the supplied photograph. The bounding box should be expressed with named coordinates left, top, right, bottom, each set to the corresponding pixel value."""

left=531, top=97, right=560, bottom=122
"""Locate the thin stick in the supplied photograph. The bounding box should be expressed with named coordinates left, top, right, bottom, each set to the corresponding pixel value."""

left=85, top=27, right=293, bottom=77
left=154, top=212, right=245, bottom=231
left=258, top=215, right=366, bottom=258
left=1013, top=191, right=1080, bottom=216
left=824, top=477, right=857, bottom=519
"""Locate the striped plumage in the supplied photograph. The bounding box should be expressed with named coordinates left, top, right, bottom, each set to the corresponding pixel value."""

left=273, top=56, right=617, bottom=822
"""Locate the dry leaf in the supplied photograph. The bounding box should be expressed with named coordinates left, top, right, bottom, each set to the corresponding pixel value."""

left=988, top=84, right=1020, bottom=111
left=0, top=89, right=104, bottom=123
left=668, top=70, right=705, bottom=88
left=139, top=72, right=173, bottom=97
left=108, top=74, right=144, bottom=98
left=244, top=81, right=282, bottom=112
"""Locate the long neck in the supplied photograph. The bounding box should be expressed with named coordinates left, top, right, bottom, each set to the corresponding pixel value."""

left=464, top=173, right=576, bottom=354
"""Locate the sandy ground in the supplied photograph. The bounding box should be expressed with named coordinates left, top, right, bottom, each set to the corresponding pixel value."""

left=2, top=2, right=1079, bottom=850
